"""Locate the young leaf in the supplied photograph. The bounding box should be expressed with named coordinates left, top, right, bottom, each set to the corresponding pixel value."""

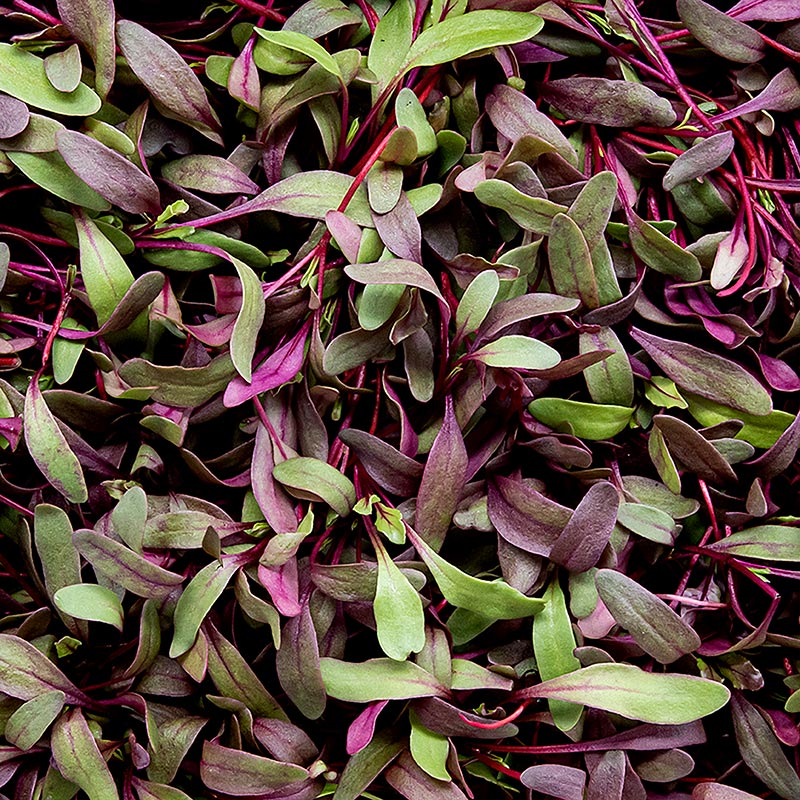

left=528, top=397, right=634, bottom=440
left=24, top=380, right=87, bottom=503
left=229, top=257, right=265, bottom=382
left=54, top=584, right=124, bottom=630
left=403, top=10, right=544, bottom=71
left=455, top=270, right=499, bottom=338
left=628, top=213, right=702, bottom=281
left=272, top=456, right=356, bottom=516
left=56, top=0, right=116, bottom=98
left=373, top=536, right=426, bottom=661
left=395, top=88, right=437, bottom=157
left=51, top=708, right=119, bottom=800
left=516, top=663, right=730, bottom=724
left=595, top=569, right=701, bottom=663
left=44, top=44, right=82, bottom=93
left=409, top=709, right=450, bottom=781
left=368, top=0, right=413, bottom=99
left=705, top=525, right=800, bottom=562
left=161, top=155, right=260, bottom=195
left=254, top=28, right=342, bottom=78
left=678, top=0, right=765, bottom=62
left=406, top=525, right=545, bottom=619
left=533, top=578, right=582, bottom=731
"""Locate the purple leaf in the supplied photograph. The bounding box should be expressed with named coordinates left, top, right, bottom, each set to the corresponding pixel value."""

left=228, top=38, right=261, bottom=111
left=520, top=764, right=586, bottom=800
left=663, top=132, right=735, bottom=190
left=677, top=0, right=765, bottom=62
left=549, top=482, right=619, bottom=572
left=713, top=68, right=800, bottom=123
left=728, top=0, right=799, bottom=21
left=346, top=701, right=389, bottom=755
left=373, top=193, right=422, bottom=263
left=56, top=0, right=116, bottom=97
left=0, top=93, right=29, bottom=138
left=259, top=558, right=302, bottom=617
left=748, top=410, right=800, bottom=479
left=253, top=718, right=319, bottom=765
left=338, top=429, right=423, bottom=496
left=653, top=415, right=738, bottom=484
left=415, top=396, right=468, bottom=550
left=162, top=155, right=260, bottom=195
left=345, top=260, right=444, bottom=302
left=116, top=20, right=222, bottom=145
left=588, top=750, right=626, bottom=800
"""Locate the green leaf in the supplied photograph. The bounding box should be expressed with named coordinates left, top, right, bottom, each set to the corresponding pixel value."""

left=368, top=0, right=412, bottom=100
left=409, top=708, right=450, bottom=781
left=567, top=171, right=618, bottom=248
left=45, top=44, right=82, bottom=93
left=628, top=213, right=702, bottom=281
left=346, top=260, right=444, bottom=302
left=0, top=43, right=101, bottom=116
left=644, top=375, right=688, bottom=409
left=25, top=380, right=87, bottom=503
left=472, top=335, right=561, bottom=370
left=74, top=210, right=141, bottom=333
left=630, top=328, right=772, bottom=417
left=111, top=485, right=147, bottom=553
left=474, top=179, right=566, bottom=234
left=395, top=88, right=437, bottom=157
left=169, top=560, right=238, bottom=657
left=532, top=578, right=582, bottom=731
left=254, top=28, right=341, bottom=77
left=404, top=10, right=544, bottom=70
left=373, top=537, right=426, bottom=661
left=595, top=570, right=701, bottom=663
left=450, top=658, right=512, bottom=691
left=705, top=525, right=800, bottom=563
left=320, top=657, right=447, bottom=702
left=407, top=525, right=545, bottom=619
left=52, top=318, right=87, bottom=385
left=580, top=327, right=634, bottom=407
left=517, top=663, right=730, bottom=724
left=51, top=708, right=119, bottom=800
left=5, top=689, right=66, bottom=750
left=54, top=584, right=124, bottom=630
left=229, top=257, right=265, bottom=382
left=548, top=212, right=599, bottom=308
left=456, top=270, right=499, bottom=337
left=528, top=397, right=633, bottom=440
left=272, top=456, right=356, bottom=516
left=7, top=151, right=110, bottom=211
left=685, top=394, right=792, bottom=449
left=358, top=283, right=405, bottom=331
left=616, top=502, right=677, bottom=544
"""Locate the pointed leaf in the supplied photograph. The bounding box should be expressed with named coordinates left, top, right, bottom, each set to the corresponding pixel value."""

left=5, top=690, right=65, bottom=751
left=517, top=663, right=730, bottom=724
left=51, top=708, right=119, bottom=800
left=56, top=0, right=116, bottom=97
left=346, top=260, right=444, bottom=301
left=705, top=525, right=800, bottom=562
left=229, top=257, right=265, bottom=382
left=628, top=213, right=702, bottom=280
left=663, top=132, right=735, bottom=190
left=456, top=270, right=499, bottom=337
left=254, top=28, right=341, bottom=77
left=473, top=335, right=561, bottom=370
left=713, top=68, right=800, bottom=123
left=54, top=584, right=124, bottom=630
left=272, top=456, right=355, bottom=516
left=162, top=155, right=260, bottom=195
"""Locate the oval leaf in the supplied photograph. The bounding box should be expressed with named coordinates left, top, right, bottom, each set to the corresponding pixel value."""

left=272, top=456, right=356, bottom=517
left=5, top=690, right=66, bottom=751
left=55, top=583, right=124, bottom=630
left=320, top=657, right=446, bottom=702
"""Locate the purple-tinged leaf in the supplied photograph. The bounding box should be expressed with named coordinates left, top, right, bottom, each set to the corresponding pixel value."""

left=749, top=410, right=800, bottom=479
left=473, top=335, right=561, bottom=370
left=630, top=327, right=772, bottom=416
left=477, top=292, right=579, bottom=342
left=116, top=20, right=222, bottom=144
left=57, top=130, right=161, bottom=215
left=259, top=559, right=302, bottom=617
left=385, top=752, right=467, bottom=800
left=229, top=38, right=261, bottom=111
left=628, top=213, right=702, bottom=280
left=326, top=210, right=362, bottom=261
left=754, top=352, right=800, bottom=393
left=692, top=784, right=763, bottom=800
left=678, top=0, right=765, bottom=62
left=276, top=601, right=327, bottom=720
left=474, top=179, right=567, bottom=234
left=520, top=765, right=586, bottom=799
left=413, top=697, right=519, bottom=739
left=549, top=482, right=619, bottom=573
left=124, top=599, right=161, bottom=679
left=5, top=690, right=65, bottom=751
left=0, top=93, right=29, bottom=138
left=711, top=224, right=749, bottom=290
left=705, top=525, right=800, bottom=562
left=56, top=0, right=115, bottom=97
left=225, top=323, right=310, bottom=407
left=595, top=569, right=701, bottom=663
left=634, top=749, right=694, bottom=782
left=486, top=84, right=577, bottom=164
left=415, top=397, right=468, bottom=550
left=200, top=741, right=310, bottom=796
left=730, top=692, right=800, bottom=800
left=24, top=379, right=87, bottom=503
left=334, top=730, right=405, bottom=800
left=568, top=171, right=618, bottom=248
left=146, top=711, right=208, bottom=784
left=346, top=260, right=444, bottom=302
left=487, top=475, right=570, bottom=555
left=44, top=44, right=82, bottom=93
left=320, top=657, right=447, bottom=702
left=251, top=423, right=299, bottom=534
left=253, top=717, right=319, bottom=765
left=273, top=457, right=355, bottom=517
left=728, top=0, right=798, bottom=20
left=347, top=701, right=389, bottom=755
left=51, top=708, right=118, bottom=800
left=74, top=530, right=183, bottom=598
left=580, top=327, right=634, bottom=406
left=162, top=155, right=260, bottom=195
left=132, top=778, right=194, bottom=800
left=373, top=193, right=422, bottom=263
left=516, top=663, right=730, bottom=724
left=169, top=560, right=237, bottom=658
left=338, top=429, right=422, bottom=496
left=205, top=621, right=288, bottom=719
left=229, top=256, right=265, bottom=382
left=0, top=43, right=100, bottom=116
left=664, top=132, right=736, bottom=190
left=713, top=68, right=800, bottom=123
left=588, top=750, right=625, bottom=800
left=541, top=77, right=677, bottom=127
left=653, top=415, right=738, bottom=484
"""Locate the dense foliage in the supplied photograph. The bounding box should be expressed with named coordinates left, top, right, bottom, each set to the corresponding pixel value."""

left=0, top=0, right=799, bottom=798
